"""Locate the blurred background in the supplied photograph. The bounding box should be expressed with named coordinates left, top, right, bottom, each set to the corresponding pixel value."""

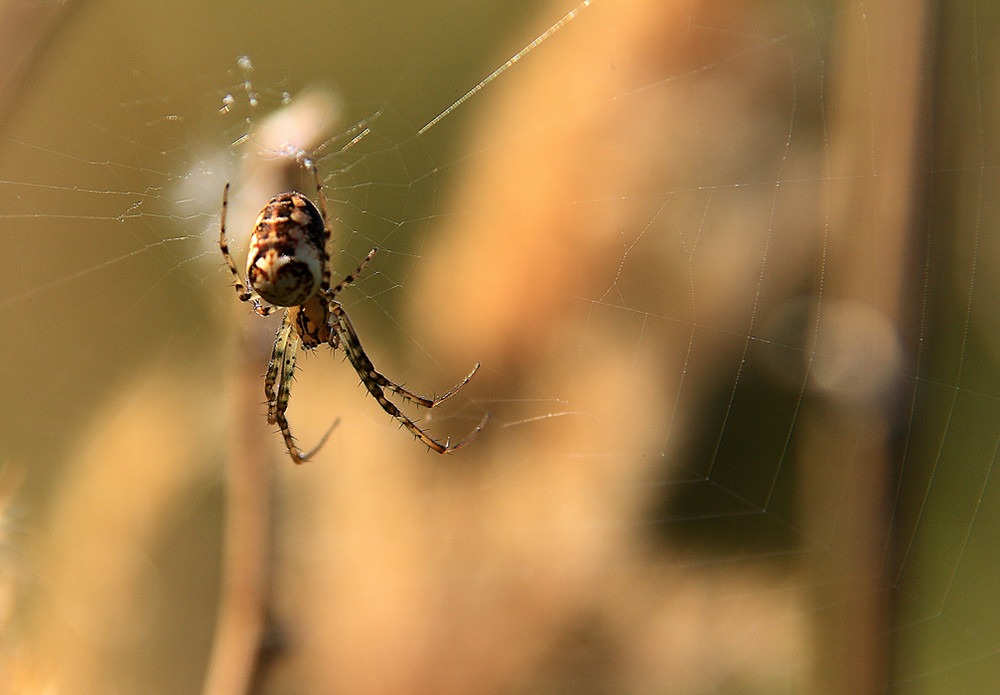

left=0, top=0, right=997, bottom=693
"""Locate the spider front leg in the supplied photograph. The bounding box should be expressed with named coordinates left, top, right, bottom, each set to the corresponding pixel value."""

left=265, top=313, right=337, bottom=464
left=305, top=160, right=335, bottom=294
left=328, top=301, right=479, bottom=408
left=326, top=247, right=379, bottom=301
left=329, top=302, right=483, bottom=453
left=219, top=182, right=281, bottom=318
left=321, top=248, right=477, bottom=409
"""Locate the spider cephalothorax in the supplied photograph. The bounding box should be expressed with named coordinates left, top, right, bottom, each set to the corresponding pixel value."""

left=219, top=163, right=483, bottom=463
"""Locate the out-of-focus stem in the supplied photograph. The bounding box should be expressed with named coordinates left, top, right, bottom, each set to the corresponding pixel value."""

left=201, top=88, right=342, bottom=695
left=803, top=0, right=931, bottom=692
left=201, top=337, right=272, bottom=695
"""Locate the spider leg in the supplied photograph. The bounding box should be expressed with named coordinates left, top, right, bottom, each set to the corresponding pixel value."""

left=219, top=182, right=281, bottom=317
left=265, top=312, right=338, bottom=463
left=326, top=247, right=378, bottom=301
left=264, top=313, right=294, bottom=424
left=424, top=362, right=482, bottom=407
left=307, top=162, right=379, bottom=303
left=323, top=296, right=478, bottom=408
left=306, top=161, right=334, bottom=294
left=329, top=302, right=483, bottom=453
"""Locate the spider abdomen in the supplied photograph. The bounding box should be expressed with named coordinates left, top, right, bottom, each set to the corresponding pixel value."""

left=246, top=192, right=326, bottom=306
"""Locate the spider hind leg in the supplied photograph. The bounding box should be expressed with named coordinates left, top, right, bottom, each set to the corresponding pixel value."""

left=265, top=313, right=337, bottom=464
left=331, top=303, right=483, bottom=453
left=219, top=182, right=281, bottom=317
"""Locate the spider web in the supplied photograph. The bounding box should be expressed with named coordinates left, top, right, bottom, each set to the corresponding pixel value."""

left=0, top=0, right=996, bottom=692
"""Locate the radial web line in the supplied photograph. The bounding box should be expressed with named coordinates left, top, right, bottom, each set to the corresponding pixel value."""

left=418, top=0, right=592, bottom=135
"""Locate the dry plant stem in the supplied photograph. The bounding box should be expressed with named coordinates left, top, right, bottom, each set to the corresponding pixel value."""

left=201, top=336, right=273, bottom=695
left=0, top=1, right=77, bottom=129
left=803, top=0, right=931, bottom=692
left=201, top=89, right=341, bottom=695
left=202, top=91, right=339, bottom=695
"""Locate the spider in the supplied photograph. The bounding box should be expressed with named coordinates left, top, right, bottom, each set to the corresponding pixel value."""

left=219, top=162, right=483, bottom=463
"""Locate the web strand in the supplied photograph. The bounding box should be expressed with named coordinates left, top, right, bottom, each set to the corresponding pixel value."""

left=417, top=0, right=592, bottom=135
